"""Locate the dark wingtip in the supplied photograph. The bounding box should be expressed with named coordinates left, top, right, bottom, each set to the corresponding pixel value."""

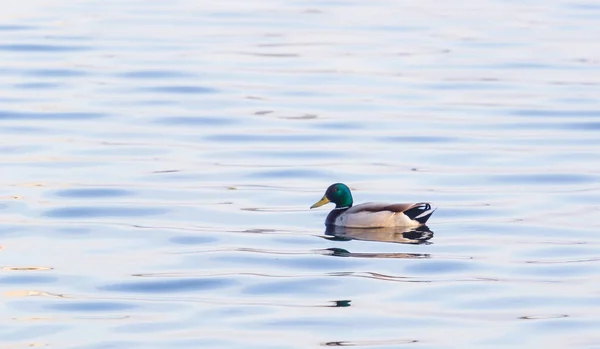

left=404, top=203, right=436, bottom=224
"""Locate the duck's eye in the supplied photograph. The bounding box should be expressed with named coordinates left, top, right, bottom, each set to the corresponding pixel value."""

left=332, top=188, right=338, bottom=192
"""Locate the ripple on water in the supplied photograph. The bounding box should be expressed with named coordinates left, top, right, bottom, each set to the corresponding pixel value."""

left=0, top=125, right=51, bottom=133
left=0, top=110, right=106, bottom=120
left=242, top=278, right=340, bottom=295
left=169, top=235, right=220, bottom=245
left=0, top=25, right=35, bottom=31
left=23, top=68, right=88, bottom=77
left=507, top=121, right=600, bottom=132
left=321, top=339, right=419, bottom=347
left=14, top=82, right=63, bottom=90
left=404, top=260, right=477, bottom=275
left=311, top=121, right=362, bottom=130
left=0, top=275, right=57, bottom=284
left=248, top=149, right=345, bottom=159
left=458, top=295, right=599, bottom=311
left=53, top=188, right=134, bottom=198
left=204, top=133, right=330, bottom=143
left=101, top=277, right=236, bottom=293
left=0, top=44, right=90, bottom=52
left=424, top=82, right=513, bottom=91
left=210, top=253, right=359, bottom=271
left=489, top=173, right=596, bottom=185
left=140, top=86, right=218, bottom=94
left=43, top=206, right=166, bottom=218
left=46, top=301, right=137, bottom=312
left=382, top=135, right=461, bottom=144
left=517, top=262, right=599, bottom=278
left=118, top=70, right=195, bottom=79
left=247, top=168, right=332, bottom=179
left=519, top=245, right=600, bottom=260
left=427, top=206, right=500, bottom=220
left=564, top=121, right=600, bottom=130
left=153, top=116, right=235, bottom=126
left=512, top=109, right=600, bottom=118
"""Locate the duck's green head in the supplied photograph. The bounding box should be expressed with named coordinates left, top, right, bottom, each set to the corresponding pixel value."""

left=310, top=183, right=353, bottom=209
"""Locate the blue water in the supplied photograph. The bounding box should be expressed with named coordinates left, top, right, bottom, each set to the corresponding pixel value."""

left=2, top=0, right=600, bottom=348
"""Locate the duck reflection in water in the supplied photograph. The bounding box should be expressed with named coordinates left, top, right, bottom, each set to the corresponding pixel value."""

left=319, top=225, right=433, bottom=259
left=323, top=224, right=434, bottom=245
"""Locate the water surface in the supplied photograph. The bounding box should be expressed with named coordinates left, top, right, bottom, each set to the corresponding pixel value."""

left=2, top=0, right=600, bottom=348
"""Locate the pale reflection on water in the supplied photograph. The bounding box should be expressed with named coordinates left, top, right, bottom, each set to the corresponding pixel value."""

left=324, top=225, right=434, bottom=245
left=2, top=0, right=600, bottom=348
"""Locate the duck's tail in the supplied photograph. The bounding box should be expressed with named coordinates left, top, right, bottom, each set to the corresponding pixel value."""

left=404, top=203, right=437, bottom=224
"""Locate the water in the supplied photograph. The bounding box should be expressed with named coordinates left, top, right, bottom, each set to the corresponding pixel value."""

left=2, top=0, right=600, bottom=347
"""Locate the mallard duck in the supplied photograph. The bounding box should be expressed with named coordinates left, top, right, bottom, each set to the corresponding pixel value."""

left=310, top=183, right=436, bottom=228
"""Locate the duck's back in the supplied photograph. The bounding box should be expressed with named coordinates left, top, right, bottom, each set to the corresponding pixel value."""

left=331, top=202, right=434, bottom=228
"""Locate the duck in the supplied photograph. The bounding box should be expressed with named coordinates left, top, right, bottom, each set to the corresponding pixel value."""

left=310, top=183, right=436, bottom=228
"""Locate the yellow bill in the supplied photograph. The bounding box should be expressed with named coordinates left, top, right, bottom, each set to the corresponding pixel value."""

left=310, top=195, right=330, bottom=209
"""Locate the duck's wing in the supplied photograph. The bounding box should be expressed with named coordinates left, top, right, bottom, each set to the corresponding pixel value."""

left=347, top=202, right=436, bottom=224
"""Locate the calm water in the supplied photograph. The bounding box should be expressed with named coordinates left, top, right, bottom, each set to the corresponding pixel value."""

left=2, top=0, right=600, bottom=348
